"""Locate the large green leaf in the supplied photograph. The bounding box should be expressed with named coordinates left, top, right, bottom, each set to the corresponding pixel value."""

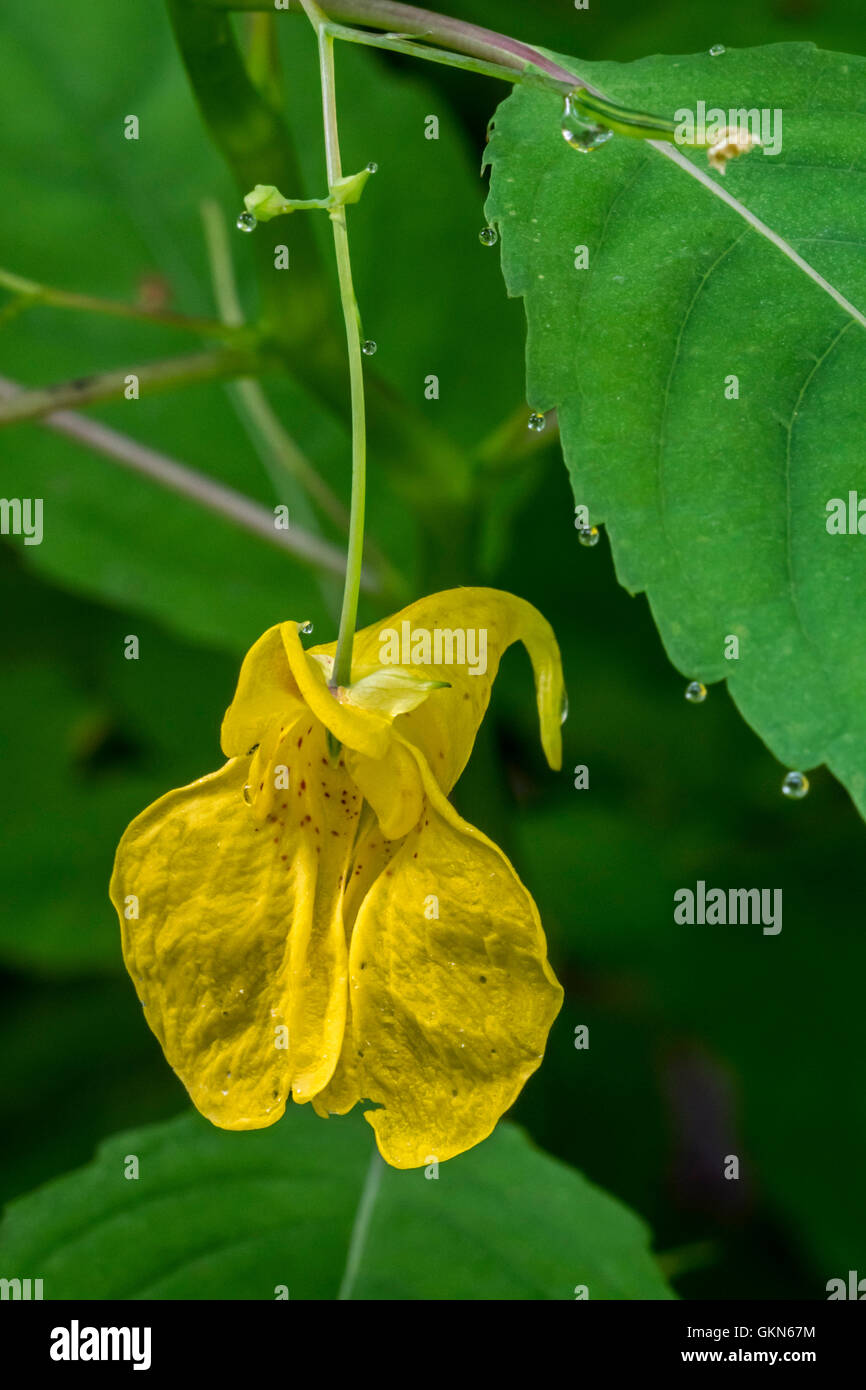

left=485, top=42, right=866, bottom=818
left=0, top=1108, right=673, bottom=1300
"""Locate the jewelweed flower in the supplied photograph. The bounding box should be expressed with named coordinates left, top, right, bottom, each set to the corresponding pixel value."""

left=110, top=588, right=565, bottom=1168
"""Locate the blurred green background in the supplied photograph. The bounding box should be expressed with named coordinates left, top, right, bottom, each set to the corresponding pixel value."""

left=1, top=0, right=865, bottom=1299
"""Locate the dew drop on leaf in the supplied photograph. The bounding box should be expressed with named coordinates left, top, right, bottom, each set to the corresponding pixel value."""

left=709, top=44, right=726, bottom=57
left=685, top=680, right=707, bottom=703
left=366, top=161, right=378, bottom=173
left=577, top=524, right=600, bottom=548
left=782, top=770, right=809, bottom=799
left=527, top=411, right=546, bottom=432
left=361, top=340, right=377, bottom=356
left=479, top=226, right=498, bottom=246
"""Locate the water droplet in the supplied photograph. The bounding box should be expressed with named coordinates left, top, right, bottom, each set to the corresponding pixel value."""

left=242, top=784, right=253, bottom=805
left=685, top=680, right=707, bottom=703
left=479, top=226, right=498, bottom=247
left=361, top=339, right=377, bottom=356
left=781, top=770, right=809, bottom=800
left=577, top=525, right=600, bottom=548
left=527, top=411, right=546, bottom=432
left=366, top=161, right=378, bottom=173
left=709, top=44, right=726, bottom=57
left=236, top=211, right=257, bottom=233
left=561, top=93, right=614, bottom=153
left=560, top=690, right=569, bottom=726
left=299, top=620, right=314, bottom=634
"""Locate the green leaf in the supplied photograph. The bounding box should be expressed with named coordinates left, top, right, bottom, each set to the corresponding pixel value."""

left=0, top=1109, right=673, bottom=1300
left=485, top=43, right=866, bottom=818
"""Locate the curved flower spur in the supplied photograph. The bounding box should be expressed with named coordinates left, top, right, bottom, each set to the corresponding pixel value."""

left=110, top=587, right=565, bottom=1169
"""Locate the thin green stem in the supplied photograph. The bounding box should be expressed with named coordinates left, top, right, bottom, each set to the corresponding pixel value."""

left=320, top=19, right=547, bottom=87
left=0, top=348, right=258, bottom=428
left=0, top=266, right=253, bottom=345
left=301, top=0, right=368, bottom=689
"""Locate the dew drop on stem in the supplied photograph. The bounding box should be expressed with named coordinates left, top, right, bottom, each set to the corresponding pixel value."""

left=561, top=94, right=613, bottom=153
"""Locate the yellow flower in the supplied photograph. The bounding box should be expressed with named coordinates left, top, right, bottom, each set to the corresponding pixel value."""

left=110, top=588, right=565, bottom=1168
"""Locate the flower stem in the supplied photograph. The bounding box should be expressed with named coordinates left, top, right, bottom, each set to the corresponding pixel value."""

left=301, top=0, right=368, bottom=689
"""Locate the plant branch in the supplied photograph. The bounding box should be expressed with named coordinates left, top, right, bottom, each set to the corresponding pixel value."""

left=0, top=375, right=377, bottom=588
left=202, top=0, right=588, bottom=95
left=0, top=266, right=254, bottom=346
left=319, top=19, right=546, bottom=88
left=0, top=349, right=259, bottom=428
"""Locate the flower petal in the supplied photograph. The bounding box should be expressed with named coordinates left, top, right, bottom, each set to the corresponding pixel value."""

left=345, top=736, right=425, bottom=841
left=312, top=587, right=565, bottom=792
left=345, top=668, right=450, bottom=717
left=312, top=811, right=398, bottom=1119
left=109, top=716, right=362, bottom=1127
left=220, top=624, right=304, bottom=758
left=346, top=738, right=563, bottom=1168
